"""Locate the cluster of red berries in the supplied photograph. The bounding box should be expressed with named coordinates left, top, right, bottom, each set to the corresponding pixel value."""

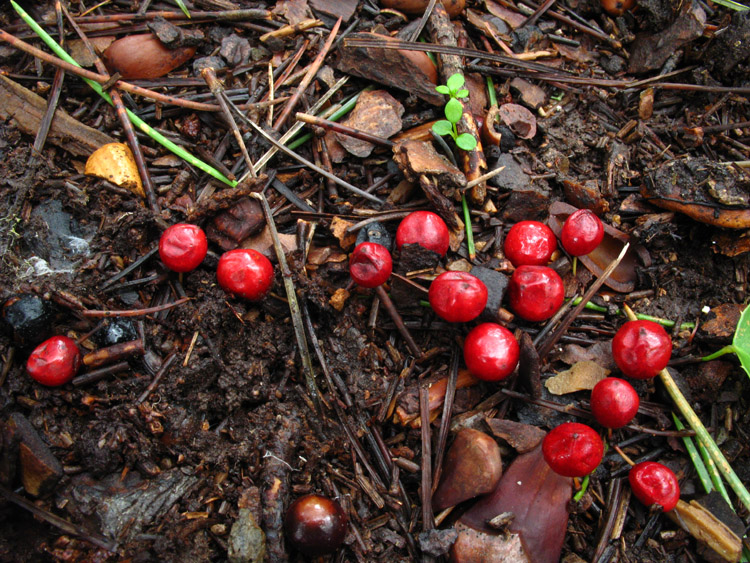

left=25, top=223, right=275, bottom=387
left=542, top=318, right=680, bottom=512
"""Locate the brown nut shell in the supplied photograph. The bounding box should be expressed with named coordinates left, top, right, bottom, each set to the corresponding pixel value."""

left=85, top=143, right=144, bottom=198
left=103, top=34, right=196, bottom=80
left=381, top=0, right=465, bottom=18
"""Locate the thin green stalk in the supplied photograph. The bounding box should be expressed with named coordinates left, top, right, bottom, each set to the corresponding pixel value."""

left=486, top=76, right=497, bottom=107
left=710, top=0, right=749, bottom=10
left=573, top=474, right=589, bottom=502
left=461, top=194, right=475, bottom=260
left=701, top=344, right=736, bottom=362
left=571, top=297, right=695, bottom=330
left=624, top=305, right=750, bottom=513
left=12, top=1, right=236, bottom=188
left=173, top=0, right=191, bottom=17
left=694, top=429, right=732, bottom=505
left=672, top=413, right=713, bottom=495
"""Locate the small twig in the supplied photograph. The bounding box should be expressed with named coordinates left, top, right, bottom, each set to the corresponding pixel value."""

left=465, top=165, right=505, bottom=189
left=250, top=192, right=322, bottom=415
left=136, top=351, right=178, bottom=405
left=273, top=17, right=342, bottom=131
left=296, top=112, right=395, bottom=147
left=432, top=347, right=459, bottom=494
left=623, top=304, right=750, bottom=513
left=420, top=384, right=434, bottom=532
left=410, top=0, right=438, bottom=41
left=375, top=286, right=423, bottom=358
left=82, top=297, right=189, bottom=317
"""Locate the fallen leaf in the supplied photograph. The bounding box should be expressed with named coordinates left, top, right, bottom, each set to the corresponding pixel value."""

left=330, top=216, right=358, bottom=250
left=336, top=90, right=404, bottom=158
left=545, top=361, right=609, bottom=395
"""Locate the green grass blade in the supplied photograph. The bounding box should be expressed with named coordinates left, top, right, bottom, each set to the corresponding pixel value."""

left=461, top=194, right=475, bottom=260
left=672, top=413, right=713, bottom=495
left=173, top=0, right=191, bottom=18
left=11, top=0, right=235, bottom=188
left=710, top=0, right=749, bottom=10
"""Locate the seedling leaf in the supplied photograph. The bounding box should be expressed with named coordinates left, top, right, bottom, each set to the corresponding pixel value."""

left=456, top=89, right=469, bottom=99
left=173, top=0, right=191, bottom=17
left=733, top=305, right=750, bottom=377
left=456, top=133, right=477, bottom=151
left=446, top=73, right=464, bottom=93
left=445, top=98, right=463, bottom=123
left=432, top=120, right=453, bottom=136
left=435, top=85, right=450, bottom=95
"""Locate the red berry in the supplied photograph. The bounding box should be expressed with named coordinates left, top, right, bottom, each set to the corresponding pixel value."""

left=542, top=422, right=604, bottom=478
left=26, top=335, right=81, bottom=386
left=560, top=209, right=604, bottom=257
left=217, top=249, right=274, bottom=301
left=629, top=461, right=680, bottom=512
left=463, top=323, right=519, bottom=382
left=503, top=221, right=557, bottom=267
left=612, top=320, right=671, bottom=379
left=507, top=265, right=564, bottom=322
left=284, top=494, right=348, bottom=556
left=349, top=242, right=392, bottom=288
left=395, top=211, right=450, bottom=256
left=158, top=223, right=208, bottom=273
left=590, top=377, right=640, bottom=429
left=428, top=272, right=488, bottom=323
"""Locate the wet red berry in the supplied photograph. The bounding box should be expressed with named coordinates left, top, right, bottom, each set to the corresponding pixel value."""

left=395, top=211, right=450, bottom=256
left=463, top=323, right=519, bottom=382
left=428, top=271, right=488, bottom=323
left=612, top=320, right=671, bottom=379
left=629, top=461, right=680, bottom=512
left=349, top=242, right=392, bottom=288
left=284, top=494, right=348, bottom=556
left=507, top=265, right=564, bottom=322
left=26, top=335, right=81, bottom=386
left=217, top=248, right=274, bottom=301
left=159, top=223, right=208, bottom=273
left=503, top=221, right=557, bottom=267
left=590, top=377, right=640, bottom=429
left=560, top=209, right=604, bottom=257
left=542, top=422, right=604, bottom=478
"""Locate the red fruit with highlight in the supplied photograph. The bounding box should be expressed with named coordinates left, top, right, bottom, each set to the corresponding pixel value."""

left=507, top=265, right=564, bottom=322
left=159, top=223, right=208, bottom=273
left=429, top=271, right=488, bottom=323
left=396, top=211, right=450, bottom=256
left=560, top=209, right=604, bottom=257
left=542, top=422, right=604, bottom=478
left=503, top=221, right=557, bottom=267
left=612, top=320, right=671, bottom=379
left=284, top=494, right=348, bottom=556
left=217, top=248, right=274, bottom=301
left=590, top=377, right=640, bottom=429
left=463, top=323, right=519, bottom=382
left=629, top=461, right=680, bottom=512
left=26, top=335, right=81, bottom=386
left=349, top=242, right=392, bottom=288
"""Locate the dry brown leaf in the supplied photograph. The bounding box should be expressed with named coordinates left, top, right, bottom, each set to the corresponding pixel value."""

left=329, top=288, right=350, bottom=311
left=545, top=361, right=609, bottom=395
left=85, top=143, right=144, bottom=198
left=330, top=216, right=358, bottom=250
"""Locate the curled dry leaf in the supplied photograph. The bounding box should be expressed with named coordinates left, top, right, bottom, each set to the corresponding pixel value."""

left=85, top=143, right=144, bottom=198
left=103, top=34, right=196, bottom=80
left=497, top=104, right=537, bottom=140
left=544, top=361, right=610, bottom=395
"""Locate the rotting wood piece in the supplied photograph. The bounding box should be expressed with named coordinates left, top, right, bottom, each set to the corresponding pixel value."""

left=0, top=75, right=113, bottom=157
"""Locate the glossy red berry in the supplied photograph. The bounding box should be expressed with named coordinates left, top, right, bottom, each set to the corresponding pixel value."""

left=507, top=265, right=564, bottom=322
left=428, top=271, right=488, bottom=323
left=590, top=377, right=640, bottom=429
left=349, top=242, right=392, bottom=288
left=158, top=223, right=208, bottom=273
left=217, top=248, right=274, bottom=301
left=463, top=323, right=519, bottom=382
left=629, top=461, right=680, bottom=512
left=26, top=335, right=81, bottom=386
left=560, top=209, right=604, bottom=257
left=612, top=320, right=671, bottom=379
left=542, top=422, right=604, bottom=478
left=503, top=221, right=557, bottom=267
left=284, top=494, right=348, bottom=556
left=395, top=211, right=450, bottom=256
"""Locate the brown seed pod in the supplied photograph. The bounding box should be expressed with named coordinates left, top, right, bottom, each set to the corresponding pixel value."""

left=102, top=34, right=196, bottom=80
left=380, top=0, right=465, bottom=18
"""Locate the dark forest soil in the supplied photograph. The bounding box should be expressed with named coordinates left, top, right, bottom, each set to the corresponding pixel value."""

left=0, top=1, right=749, bottom=562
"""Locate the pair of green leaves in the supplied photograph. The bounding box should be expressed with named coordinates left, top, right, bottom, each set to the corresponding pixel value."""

left=432, top=73, right=478, bottom=152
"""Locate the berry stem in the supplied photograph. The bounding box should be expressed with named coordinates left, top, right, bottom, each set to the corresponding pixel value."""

left=572, top=256, right=578, bottom=276
left=700, top=344, right=736, bottom=362
left=461, top=195, right=475, bottom=260
left=623, top=304, right=750, bottom=513
left=571, top=298, right=695, bottom=330
left=573, top=474, right=590, bottom=502
left=613, top=444, right=636, bottom=467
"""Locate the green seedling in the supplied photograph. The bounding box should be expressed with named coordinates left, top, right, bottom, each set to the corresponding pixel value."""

left=432, top=73, right=477, bottom=152
left=173, top=0, right=191, bottom=18
left=701, top=304, right=750, bottom=377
